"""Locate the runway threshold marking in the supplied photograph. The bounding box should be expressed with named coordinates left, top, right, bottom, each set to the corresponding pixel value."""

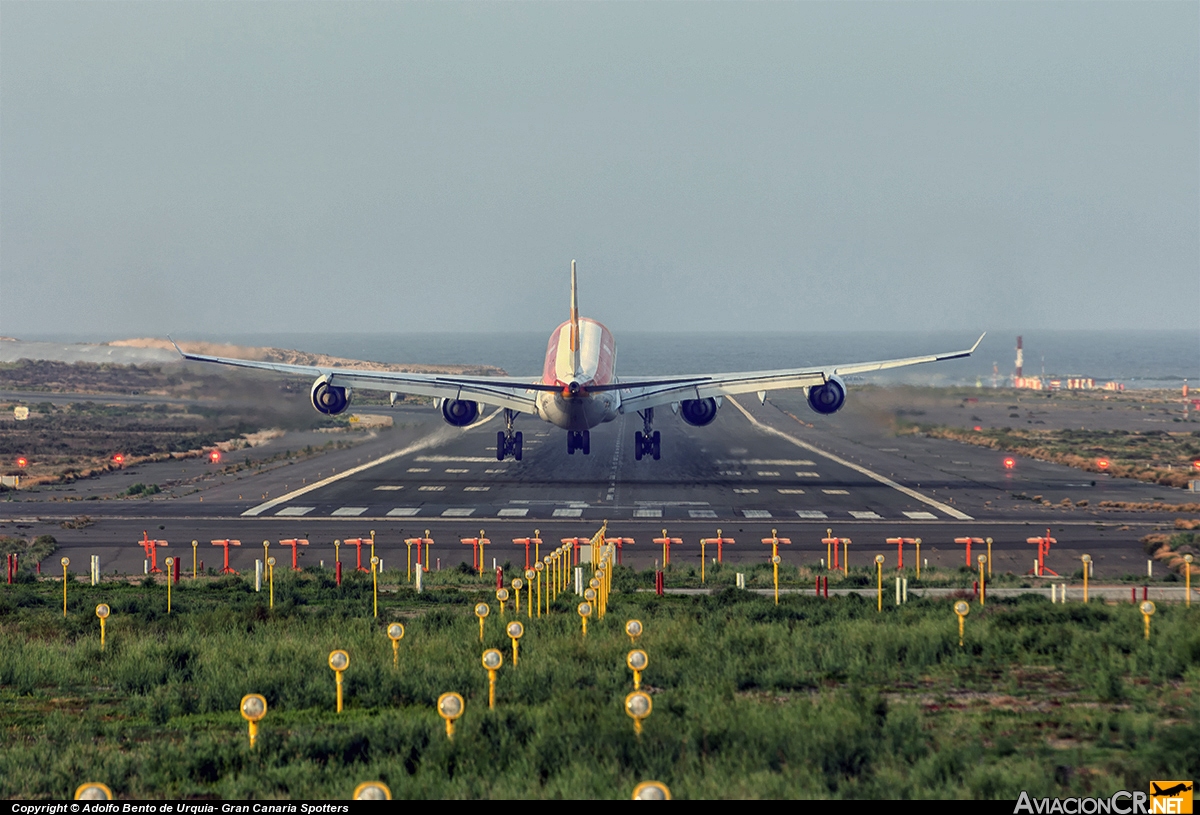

left=241, top=414, right=499, bottom=517
left=727, top=397, right=974, bottom=521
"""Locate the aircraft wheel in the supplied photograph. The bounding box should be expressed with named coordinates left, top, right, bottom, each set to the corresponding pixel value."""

left=497, top=431, right=507, bottom=461
left=514, top=432, right=523, bottom=461
left=634, top=431, right=644, bottom=461
left=651, top=430, right=661, bottom=461
left=567, top=433, right=575, bottom=455
left=582, top=431, right=590, bottom=455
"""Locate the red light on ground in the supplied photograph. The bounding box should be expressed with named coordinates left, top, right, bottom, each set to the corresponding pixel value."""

left=1097, top=458, right=1110, bottom=470
left=973, top=425, right=982, bottom=432
left=16, top=457, right=27, bottom=468
left=112, top=454, right=125, bottom=465
left=1003, top=457, right=1015, bottom=469
left=1194, top=460, right=1200, bottom=471
left=209, top=450, right=221, bottom=464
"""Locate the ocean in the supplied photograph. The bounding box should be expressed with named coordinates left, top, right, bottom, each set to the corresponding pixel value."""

left=16, top=329, right=1199, bottom=389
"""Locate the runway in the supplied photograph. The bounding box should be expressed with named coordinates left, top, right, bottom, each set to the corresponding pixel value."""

left=1, top=393, right=1188, bottom=578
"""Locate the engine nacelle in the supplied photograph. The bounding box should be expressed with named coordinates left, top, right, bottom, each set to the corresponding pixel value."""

left=311, top=377, right=350, bottom=415
left=679, top=397, right=719, bottom=426
left=807, top=376, right=846, bottom=415
left=440, top=399, right=480, bottom=427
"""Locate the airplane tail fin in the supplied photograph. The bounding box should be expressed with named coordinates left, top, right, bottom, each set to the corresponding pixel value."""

left=570, top=260, right=581, bottom=372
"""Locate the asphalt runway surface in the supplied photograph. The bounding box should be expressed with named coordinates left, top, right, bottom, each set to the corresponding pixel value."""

left=2, top=394, right=1190, bottom=580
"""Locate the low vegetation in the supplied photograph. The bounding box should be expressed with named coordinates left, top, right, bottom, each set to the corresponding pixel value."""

left=1, top=565, right=1197, bottom=799
left=899, top=424, right=1200, bottom=490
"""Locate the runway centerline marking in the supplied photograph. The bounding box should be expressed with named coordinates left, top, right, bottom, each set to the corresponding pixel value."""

left=407, top=468, right=431, bottom=473
left=727, top=397, right=974, bottom=521
left=240, top=418, right=497, bottom=517
left=418, top=486, right=446, bottom=492
left=553, top=508, right=583, bottom=517
left=373, top=485, right=404, bottom=491
left=464, top=486, right=491, bottom=492
left=822, top=489, right=850, bottom=495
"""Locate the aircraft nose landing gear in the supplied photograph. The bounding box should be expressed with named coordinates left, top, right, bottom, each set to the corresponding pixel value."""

left=567, top=431, right=590, bottom=455
left=496, top=410, right=523, bottom=461
left=633, top=409, right=661, bottom=460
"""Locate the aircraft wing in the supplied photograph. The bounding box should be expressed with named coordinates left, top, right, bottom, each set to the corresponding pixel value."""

left=172, top=344, right=540, bottom=414
left=614, top=333, right=985, bottom=413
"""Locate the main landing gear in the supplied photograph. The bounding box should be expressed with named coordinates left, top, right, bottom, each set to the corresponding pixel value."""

left=497, top=409, right=523, bottom=461
left=634, top=408, right=661, bottom=461
left=567, top=430, right=590, bottom=455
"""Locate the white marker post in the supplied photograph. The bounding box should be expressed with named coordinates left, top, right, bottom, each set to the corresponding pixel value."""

left=415, top=565, right=424, bottom=593
left=255, top=560, right=262, bottom=592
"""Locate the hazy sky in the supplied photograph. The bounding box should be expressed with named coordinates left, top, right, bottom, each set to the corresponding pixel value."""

left=2, top=2, right=1196, bottom=338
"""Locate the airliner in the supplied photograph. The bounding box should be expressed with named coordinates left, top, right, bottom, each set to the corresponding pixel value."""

left=175, top=262, right=983, bottom=462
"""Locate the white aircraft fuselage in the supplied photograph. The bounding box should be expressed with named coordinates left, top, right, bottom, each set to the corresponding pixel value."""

left=533, top=317, right=621, bottom=432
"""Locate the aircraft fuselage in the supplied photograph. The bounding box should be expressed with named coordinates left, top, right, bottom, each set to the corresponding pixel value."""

left=533, top=317, right=621, bottom=432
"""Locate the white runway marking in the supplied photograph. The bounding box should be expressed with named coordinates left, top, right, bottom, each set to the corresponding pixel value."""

left=718, top=470, right=745, bottom=476
left=387, top=508, right=420, bottom=517
left=742, top=509, right=772, bottom=519
left=733, top=488, right=759, bottom=494
left=795, top=471, right=820, bottom=478
left=510, top=500, right=588, bottom=507
left=464, top=486, right=491, bottom=492
left=416, top=455, right=502, bottom=463
left=241, top=426, right=481, bottom=516
left=373, top=485, right=404, bottom=491
left=633, top=509, right=663, bottom=518
left=445, top=468, right=470, bottom=474
left=718, top=459, right=814, bottom=466
left=689, top=509, right=718, bottom=519
left=728, top=398, right=974, bottom=521
left=485, top=469, right=506, bottom=474
left=418, top=486, right=446, bottom=492
left=408, top=468, right=431, bottom=473
left=331, top=507, right=368, bottom=517
left=498, top=508, right=529, bottom=517
left=275, top=506, right=315, bottom=517
left=822, top=489, right=850, bottom=495
left=553, top=508, right=583, bottom=517
left=756, top=471, right=780, bottom=477
left=795, top=510, right=828, bottom=519
left=849, top=511, right=882, bottom=519
left=903, top=511, right=939, bottom=520
left=635, top=501, right=710, bottom=506
left=442, top=508, right=475, bottom=517
left=777, top=489, right=806, bottom=495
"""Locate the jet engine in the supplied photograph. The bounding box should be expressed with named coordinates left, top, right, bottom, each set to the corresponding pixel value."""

left=679, top=397, right=719, bottom=426
left=806, top=376, right=846, bottom=415
left=440, top=399, right=480, bottom=427
left=311, top=377, right=350, bottom=415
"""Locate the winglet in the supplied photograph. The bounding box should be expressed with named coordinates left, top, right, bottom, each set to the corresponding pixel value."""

left=167, top=335, right=185, bottom=357
left=969, top=332, right=986, bottom=354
